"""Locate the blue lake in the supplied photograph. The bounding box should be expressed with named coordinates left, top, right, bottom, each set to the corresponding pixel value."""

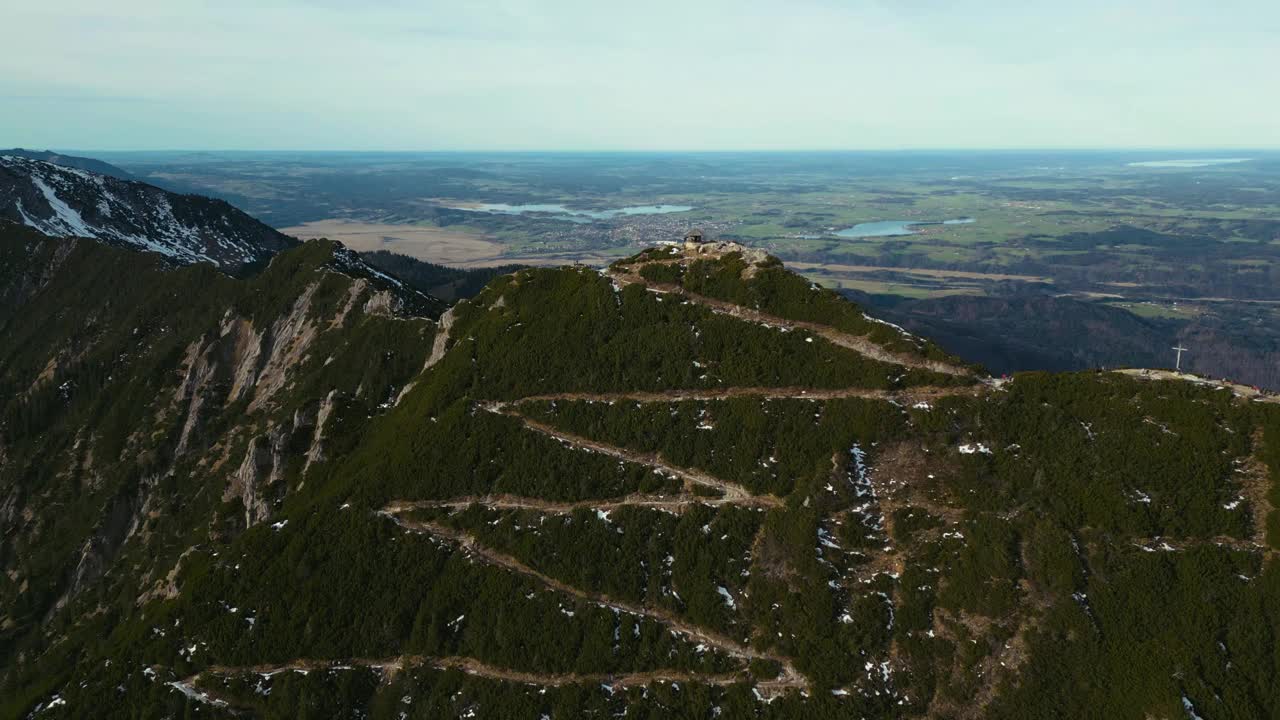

left=835, top=217, right=975, bottom=238
left=453, top=203, right=693, bottom=222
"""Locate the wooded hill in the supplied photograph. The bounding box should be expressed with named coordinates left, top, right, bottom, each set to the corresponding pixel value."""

left=2, top=228, right=1278, bottom=720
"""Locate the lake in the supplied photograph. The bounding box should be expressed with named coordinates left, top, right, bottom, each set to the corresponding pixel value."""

left=452, top=203, right=693, bottom=222
left=835, top=217, right=974, bottom=238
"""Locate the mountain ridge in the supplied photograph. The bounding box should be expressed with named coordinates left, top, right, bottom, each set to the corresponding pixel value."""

left=0, top=155, right=296, bottom=274
left=0, top=148, right=133, bottom=180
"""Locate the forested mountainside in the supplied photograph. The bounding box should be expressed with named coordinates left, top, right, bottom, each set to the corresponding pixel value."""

left=2, top=226, right=1279, bottom=719
left=0, top=156, right=296, bottom=274
left=359, top=250, right=525, bottom=302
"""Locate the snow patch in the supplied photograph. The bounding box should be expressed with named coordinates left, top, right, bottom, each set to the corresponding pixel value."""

left=29, top=174, right=95, bottom=237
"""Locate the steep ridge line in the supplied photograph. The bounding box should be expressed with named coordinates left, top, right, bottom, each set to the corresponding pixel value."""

left=172, top=656, right=757, bottom=712
left=608, top=269, right=972, bottom=377
left=481, top=403, right=780, bottom=506
left=378, top=511, right=808, bottom=692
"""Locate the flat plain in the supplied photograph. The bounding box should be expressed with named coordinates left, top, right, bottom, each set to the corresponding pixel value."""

left=282, top=220, right=505, bottom=265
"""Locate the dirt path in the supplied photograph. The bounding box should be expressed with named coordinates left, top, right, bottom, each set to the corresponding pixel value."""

left=1129, top=535, right=1274, bottom=556
left=494, top=384, right=982, bottom=408
left=1114, top=368, right=1279, bottom=404
left=385, top=491, right=776, bottom=516
left=179, top=654, right=752, bottom=693
left=481, top=403, right=780, bottom=506
left=609, top=269, right=971, bottom=377
left=378, top=510, right=806, bottom=691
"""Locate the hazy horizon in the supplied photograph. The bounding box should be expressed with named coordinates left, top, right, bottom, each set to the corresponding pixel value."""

left=5, top=0, right=1279, bottom=151
left=37, top=148, right=1280, bottom=155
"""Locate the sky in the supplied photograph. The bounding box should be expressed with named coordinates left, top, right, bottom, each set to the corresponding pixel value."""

left=3, top=0, right=1279, bottom=151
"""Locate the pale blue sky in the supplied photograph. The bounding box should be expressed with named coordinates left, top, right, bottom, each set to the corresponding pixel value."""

left=3, top=0, right=1278, bottom=150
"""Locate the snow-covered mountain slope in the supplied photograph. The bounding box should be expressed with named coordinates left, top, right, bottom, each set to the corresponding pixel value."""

left=0, top=148, right=133, bottom=180
left=0, top=155, right=296, bottom=273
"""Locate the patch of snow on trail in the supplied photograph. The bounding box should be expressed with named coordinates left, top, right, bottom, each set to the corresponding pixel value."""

left=168, top=681, right=228, bottom=707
